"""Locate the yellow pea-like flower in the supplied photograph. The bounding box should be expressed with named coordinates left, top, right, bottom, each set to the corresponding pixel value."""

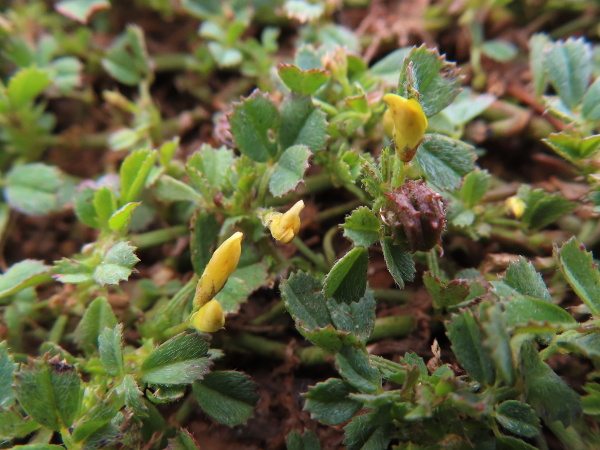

left=264, top=200, right=305, bottom=244
left=191, top=299, right=225, bottom=332
left=505, top=196, right=526, bottom=219
left=193, top=231, right=243, bottom=308
left=382, top=93, right=428, bottom=162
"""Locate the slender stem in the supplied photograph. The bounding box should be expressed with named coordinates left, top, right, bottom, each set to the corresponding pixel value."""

left=265, top=172, right=333, bottom=207
left=426, top=248, right=441, bottom=278
left=322, top=225, right=339, bottom=267
left=292, top=237, right=330, bottom=272
left=316, top=199, right=364, bottom=223
left=49, top=315, right=68, bottom=344
left=250, top=301, right=287, bottom=326
left=130, top=225, right=188, bottom=249
left=369, top=315, right=416, bottom=341
left=60, top=429, right=81, bottom=450
left=373, top=288, right=412, bottom=303
left=152, top=53, right=203, bottom=72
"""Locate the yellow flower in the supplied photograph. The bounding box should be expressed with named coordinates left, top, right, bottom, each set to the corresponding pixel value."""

left=505, top=196, right=526, bottom=219
left=191, top=299, right=225, bottom=332
left=382, top=93, right=428, bottom=162
left=193, top=231, right=243, bottom=308
left=264, top=200, right=304, bottom=244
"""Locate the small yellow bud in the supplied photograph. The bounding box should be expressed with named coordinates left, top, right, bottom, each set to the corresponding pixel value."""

left=193, top=231, right=243, bottom=308
left=191, top=299, right=225, bottom=332
left=382, top=93, right=428, bottom=162
left=264, top=200, right=305, bottom=244
left=505, top=196, right=526, bottom=219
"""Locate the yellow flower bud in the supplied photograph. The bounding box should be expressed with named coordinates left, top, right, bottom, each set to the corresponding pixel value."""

left=191, top=299, right=225, bottom=332
left=382, top=93, right=428, bottom=162
left=264, top=200, right=304, bottom=244
left=193, top=231, right=243, bottom=308
left=505, top=196, right=526, bottom=219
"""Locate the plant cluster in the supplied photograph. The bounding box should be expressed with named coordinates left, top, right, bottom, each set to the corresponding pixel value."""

left=1, top=0, right=600, bottom=449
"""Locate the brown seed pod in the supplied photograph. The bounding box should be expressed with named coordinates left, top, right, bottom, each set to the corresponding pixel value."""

left=382, top=180, right=446, bottom=253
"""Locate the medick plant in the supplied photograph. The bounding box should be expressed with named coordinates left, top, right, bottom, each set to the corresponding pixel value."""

left=1, top=1, right=600, bottom=449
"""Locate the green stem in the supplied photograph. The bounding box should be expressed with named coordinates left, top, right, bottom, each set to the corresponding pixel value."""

left=152, top=53, right=203, bottom=72
left=426, top=248, right=441, bottom=278
left=60, top=429, right=81, bottom=450
left=373, top=289, right=412, bottom=303
left=49, top=315, right=68, bottom=344
left=250, top=301, right=287, bottom=326
left=391, top=158, right=409, bottom=188
left=265, top=172, right=333, bottom=207
left=130, top=225, right=188, bottom=249
left=256, top=163, right=276, bottom=207
left=322, top=225, right=339, bottom=267
left=369, top=315, right=416, bottom=341
left=547, top=421, right=584, bottom=449
left=292, top=237, right=330, bottom=272
left=316, top=199, right=364, bottom=223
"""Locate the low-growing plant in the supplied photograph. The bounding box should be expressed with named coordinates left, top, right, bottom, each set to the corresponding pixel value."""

left=1, top=1, right=599, bottom=449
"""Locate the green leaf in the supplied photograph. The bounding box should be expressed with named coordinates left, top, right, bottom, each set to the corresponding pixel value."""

left=481, top=303, right=515, bottom=386
left=399, top=45, right=462, bottom=117
left=281, top=272, right=332, bottom=331
left=495, top=400, right=541, bottom=438
left=0, top=260, right=50, bottom=299
left=0, top=408, right=40, bottom=440
left=543, top=132, right=600, bottom=164
left=380, top=237, right=415, bottom=289
left=108, top=202, right=140, bottom=232
left=55, top=0, right=109, bottom=23
left=48, top=56, right=82, bottom=93
left=269, top=145, right=312, bottom=197
left=286, top=430, right=321, bottom=450
left=72, top=393, right=123, bottom=443
left=545, top=37, right=592, bottom=109
left=557, top=237, right=600, bottom=316
left=503, top=258, right=552, bottom=302
left=11, top=445, right=65, bottom=450
left=458, top=169, right=490, bottom=208
left=0, top=341, right=16, bottom=407
left=229, top=90, right=280, bottom=162
left=369, top=47, right=412, bottom=85
left=187, top=145, right=235, bottom=194
left=93, top=241, right=140, bottom=286
left=278, top=64, right=330, bottom=96
left=93, top=186, right=118, bottom=225
left=214, top=262, right=269, bottom=313
left=342, top=207, right=380, bottom=248
left=190, top=211, right=220, bottom=275
left=521, top=341, right=582, bottom=427
left=4, top=163, right=64, bottom=216
left=518, top=185, right=575, bottom=230
left=98, top=324, right=124, bottom=377
left=14, top=357, right=83, bottom=432
left=327, top=294, right=376, bottom=344
left=73, top=186, right=99, bottom=228
left=554, top=330, right=600, bottom=362
left=120, top=149, right=157, bottom=204
left=441, top=89, right=496, bottom=126
left=117, top=375, right=148, bottom=419
left=74, top=297, right=117, bottom=355
left=7, top=67, right=51, bottom=109
left=279, top=94, right=328, bottom=153
left=482, top=39, right=518, bottom=62
left=102, top=25, right=150, bottom=85
left=154, top=175, right=202, bottom=203
left=167, top=428, right=201, bottom=450
left=582, top=383, right=600, bottom=415
left=530, top=34, right=551, bottom=97
left=324, top=247, right=368, bottom=304
left=335, top=346, right=380, bottom=394
left=415, top=134, right=476, bottom=191
left=423, top=272, right=470, bottom=309
left=141, top=333, right=212, bottom=385
left=303, top=378, right=363, bottom=425
left=502, top=295, right=575, bottom=329
left=146, top=385, right=186, bottom=404
left=192, top=371, right=258, bottom=427
left=108, top=128, right=139, bottom=151
left=446, top=309, right=495, bottom=386
left=583, top=78, right=600, bottom=120
left=343, top=410, right=393, bottom=450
